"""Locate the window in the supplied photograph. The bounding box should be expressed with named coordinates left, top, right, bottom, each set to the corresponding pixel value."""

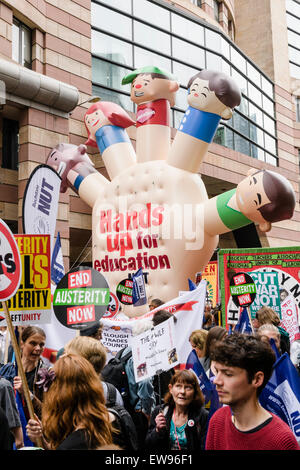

left=213, top=0, right=219, bottom=22
left=91, top=1, right=277, bottom=166
left=2, top=119, right=19, bottom=170
left=12, top=18, right=32, bottom=69
left=296, top=97, right=300, bottom=122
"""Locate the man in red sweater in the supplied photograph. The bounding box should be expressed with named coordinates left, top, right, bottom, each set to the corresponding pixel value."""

left=205, top=334, right=300, bottom=450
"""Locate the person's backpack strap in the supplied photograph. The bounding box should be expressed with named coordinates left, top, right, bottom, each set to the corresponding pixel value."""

left=117, top=348, right=132, bottom=364
left=105, top=381, right=117, bottom=407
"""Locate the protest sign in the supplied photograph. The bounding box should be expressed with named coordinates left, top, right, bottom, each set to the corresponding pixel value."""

left=249, top=271, right=281, bottom=318
left=0, top=219, right=22, bottom=301
left=281, top=294, right=299, bottom=343
left=0, top=234, right=51, bottom=325
left=201, top=261, right=218, bottom=305
left=132, top=317, right=179, bottom=382
left=53, top=266, right=110, bottom=331
left=101, top=281, right=207, bottom=364
left=219, top=247, right=300, bottom=336
left=22, top=164, right=61, bottom=252
left=0, top=220, right=40, bottom=443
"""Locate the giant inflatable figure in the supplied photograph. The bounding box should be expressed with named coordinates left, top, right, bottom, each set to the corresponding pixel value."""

left=46, top=67, right=296, bottom=316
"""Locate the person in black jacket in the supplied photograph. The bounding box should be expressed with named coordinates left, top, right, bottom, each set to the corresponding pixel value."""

left=145, top=369, right=208, bottom=451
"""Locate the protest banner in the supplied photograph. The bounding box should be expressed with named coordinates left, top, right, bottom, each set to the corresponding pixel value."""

left=22, top=164, right=61, bottom=253
left=219, top=247, right=300, bottom=337
left=201, top=261, right=218, bottom=305
left=53, top=266, right=110, bottom=331
left=101, top=280, right=207, bottom=364
left=132, top=317, right=179, bottom=382
left=0, top=219, right=41, bottom=445
left=0, top=234, right=51, bottom=326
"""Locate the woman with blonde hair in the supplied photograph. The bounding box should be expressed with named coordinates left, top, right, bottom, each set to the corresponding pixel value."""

left=64, top=336, right=124, bottom=407
left=189, top=329, right=209, bottom=370
left=253, top=306, right=290, bottom=355
left=26, top=354, right=113, bottom=450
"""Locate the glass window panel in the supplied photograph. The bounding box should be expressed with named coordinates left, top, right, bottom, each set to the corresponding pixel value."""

left=92, top=84, right=134, bottom=112
left=262, top=95, right=275, bottom=117
left=221, top=59, right=231, bottom=76
left=174, top=110, right=185, bottom=129
left=206, top=51, right=222, bottom=71
left=214, top=125, right=234, bottom=149
left=231, top=68, right=247, bottom=96
left=249, top=102, right=263, bottom=127
left=235, top=134, right=250, bottom=156
left=205, top=29, right=221, bottom=52
left=172, top=37, right=205, bottom=69
left=250, top=123, right=264, bottom=147
left=171, top=13, right=204, bottom=46
left=92, top=58, right=131, bottom=93
left=286, top=12, right=300, bottom=32
left=134, top=21, right=171, bottom=55
left=263, top=115, right=275, bottom=135
left=230, top=47, right=246, bottom=74
left=133, top=0, right=170, bottom=30
left=134, top=46, right=171, bottom=70
left=91, top=3, right=132, bottom=40
left=247, top=62, right=261, bottom=87
left=286, top=0, right=300, bottom=17
left=98, top=0, right=132, bottom=13
left=92, top=30, right=133, bottom=66
left=236, top=97, right=248, bottom=116
left=289, top=45, right=300, bottom=64
left=287, top=29, right=300, bottom=49
left=290, top=62, right=300, bottom=79
left=12, top=22, right=20, bottom=63
left=174, top=86, right=188, bottom=110
left=264, top=134, right=276, bottom=154
left=221, top=37, right=230, bottom=60
left=248, top=82, right=262, bottom=106
left=22, top=26, right=31, bottom=67
left=233, top=113, right=250, bottom=138
left=251, top=144, right=265, bottom=161
left=261, top=75, right=274, bottom=98
left=265, top=153, right=277, bottom=166
left=172, top=61, right=198, bottom=87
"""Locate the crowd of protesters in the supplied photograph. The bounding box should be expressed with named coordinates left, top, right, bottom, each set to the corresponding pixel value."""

left=0, top=300, right=299, bottom=452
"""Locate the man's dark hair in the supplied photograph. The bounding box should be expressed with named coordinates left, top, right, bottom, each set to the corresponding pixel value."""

left=210, top=333, right=275, bottom=395
left=152, top=309, right=177, bottom=326
left=257, top=170, right=295, bottom=223
left=187, top=70, right=241, bottom=108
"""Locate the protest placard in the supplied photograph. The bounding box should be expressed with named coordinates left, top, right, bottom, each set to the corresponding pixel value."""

left=132, top=317, right=179, bottom=382
left=0, top=234, right=51, bottom=325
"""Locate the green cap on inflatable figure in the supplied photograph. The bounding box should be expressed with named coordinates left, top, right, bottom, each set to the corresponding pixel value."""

left=46, top=67, right=296, bottom=317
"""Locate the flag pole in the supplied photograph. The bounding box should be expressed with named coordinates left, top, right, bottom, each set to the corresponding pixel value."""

left=246, top=306, right=255, bottom=334
left=2, top=300, right=42, bottom=448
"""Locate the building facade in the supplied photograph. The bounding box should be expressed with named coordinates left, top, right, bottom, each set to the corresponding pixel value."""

left=0, top=0, right=299, bottom=274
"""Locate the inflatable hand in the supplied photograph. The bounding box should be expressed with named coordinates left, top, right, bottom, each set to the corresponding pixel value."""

left=46, top=68, right=295, bottom=317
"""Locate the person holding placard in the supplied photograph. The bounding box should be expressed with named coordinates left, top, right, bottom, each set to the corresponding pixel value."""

left=145, top=369, right=208, bottom=451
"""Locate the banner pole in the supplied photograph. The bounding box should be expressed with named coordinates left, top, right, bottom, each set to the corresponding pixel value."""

left=2, top=300, right=42, bottom=448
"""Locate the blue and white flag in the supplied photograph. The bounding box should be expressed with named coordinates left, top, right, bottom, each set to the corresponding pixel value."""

left=186, top=349, right=221, bottom=418
left=132, top=268, right=147, bottom=306
left=234, top=307, right=253, bottom=334
left=51, top=232, right=65, bottom=285
left=259, top=352, right=300, bottom=444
